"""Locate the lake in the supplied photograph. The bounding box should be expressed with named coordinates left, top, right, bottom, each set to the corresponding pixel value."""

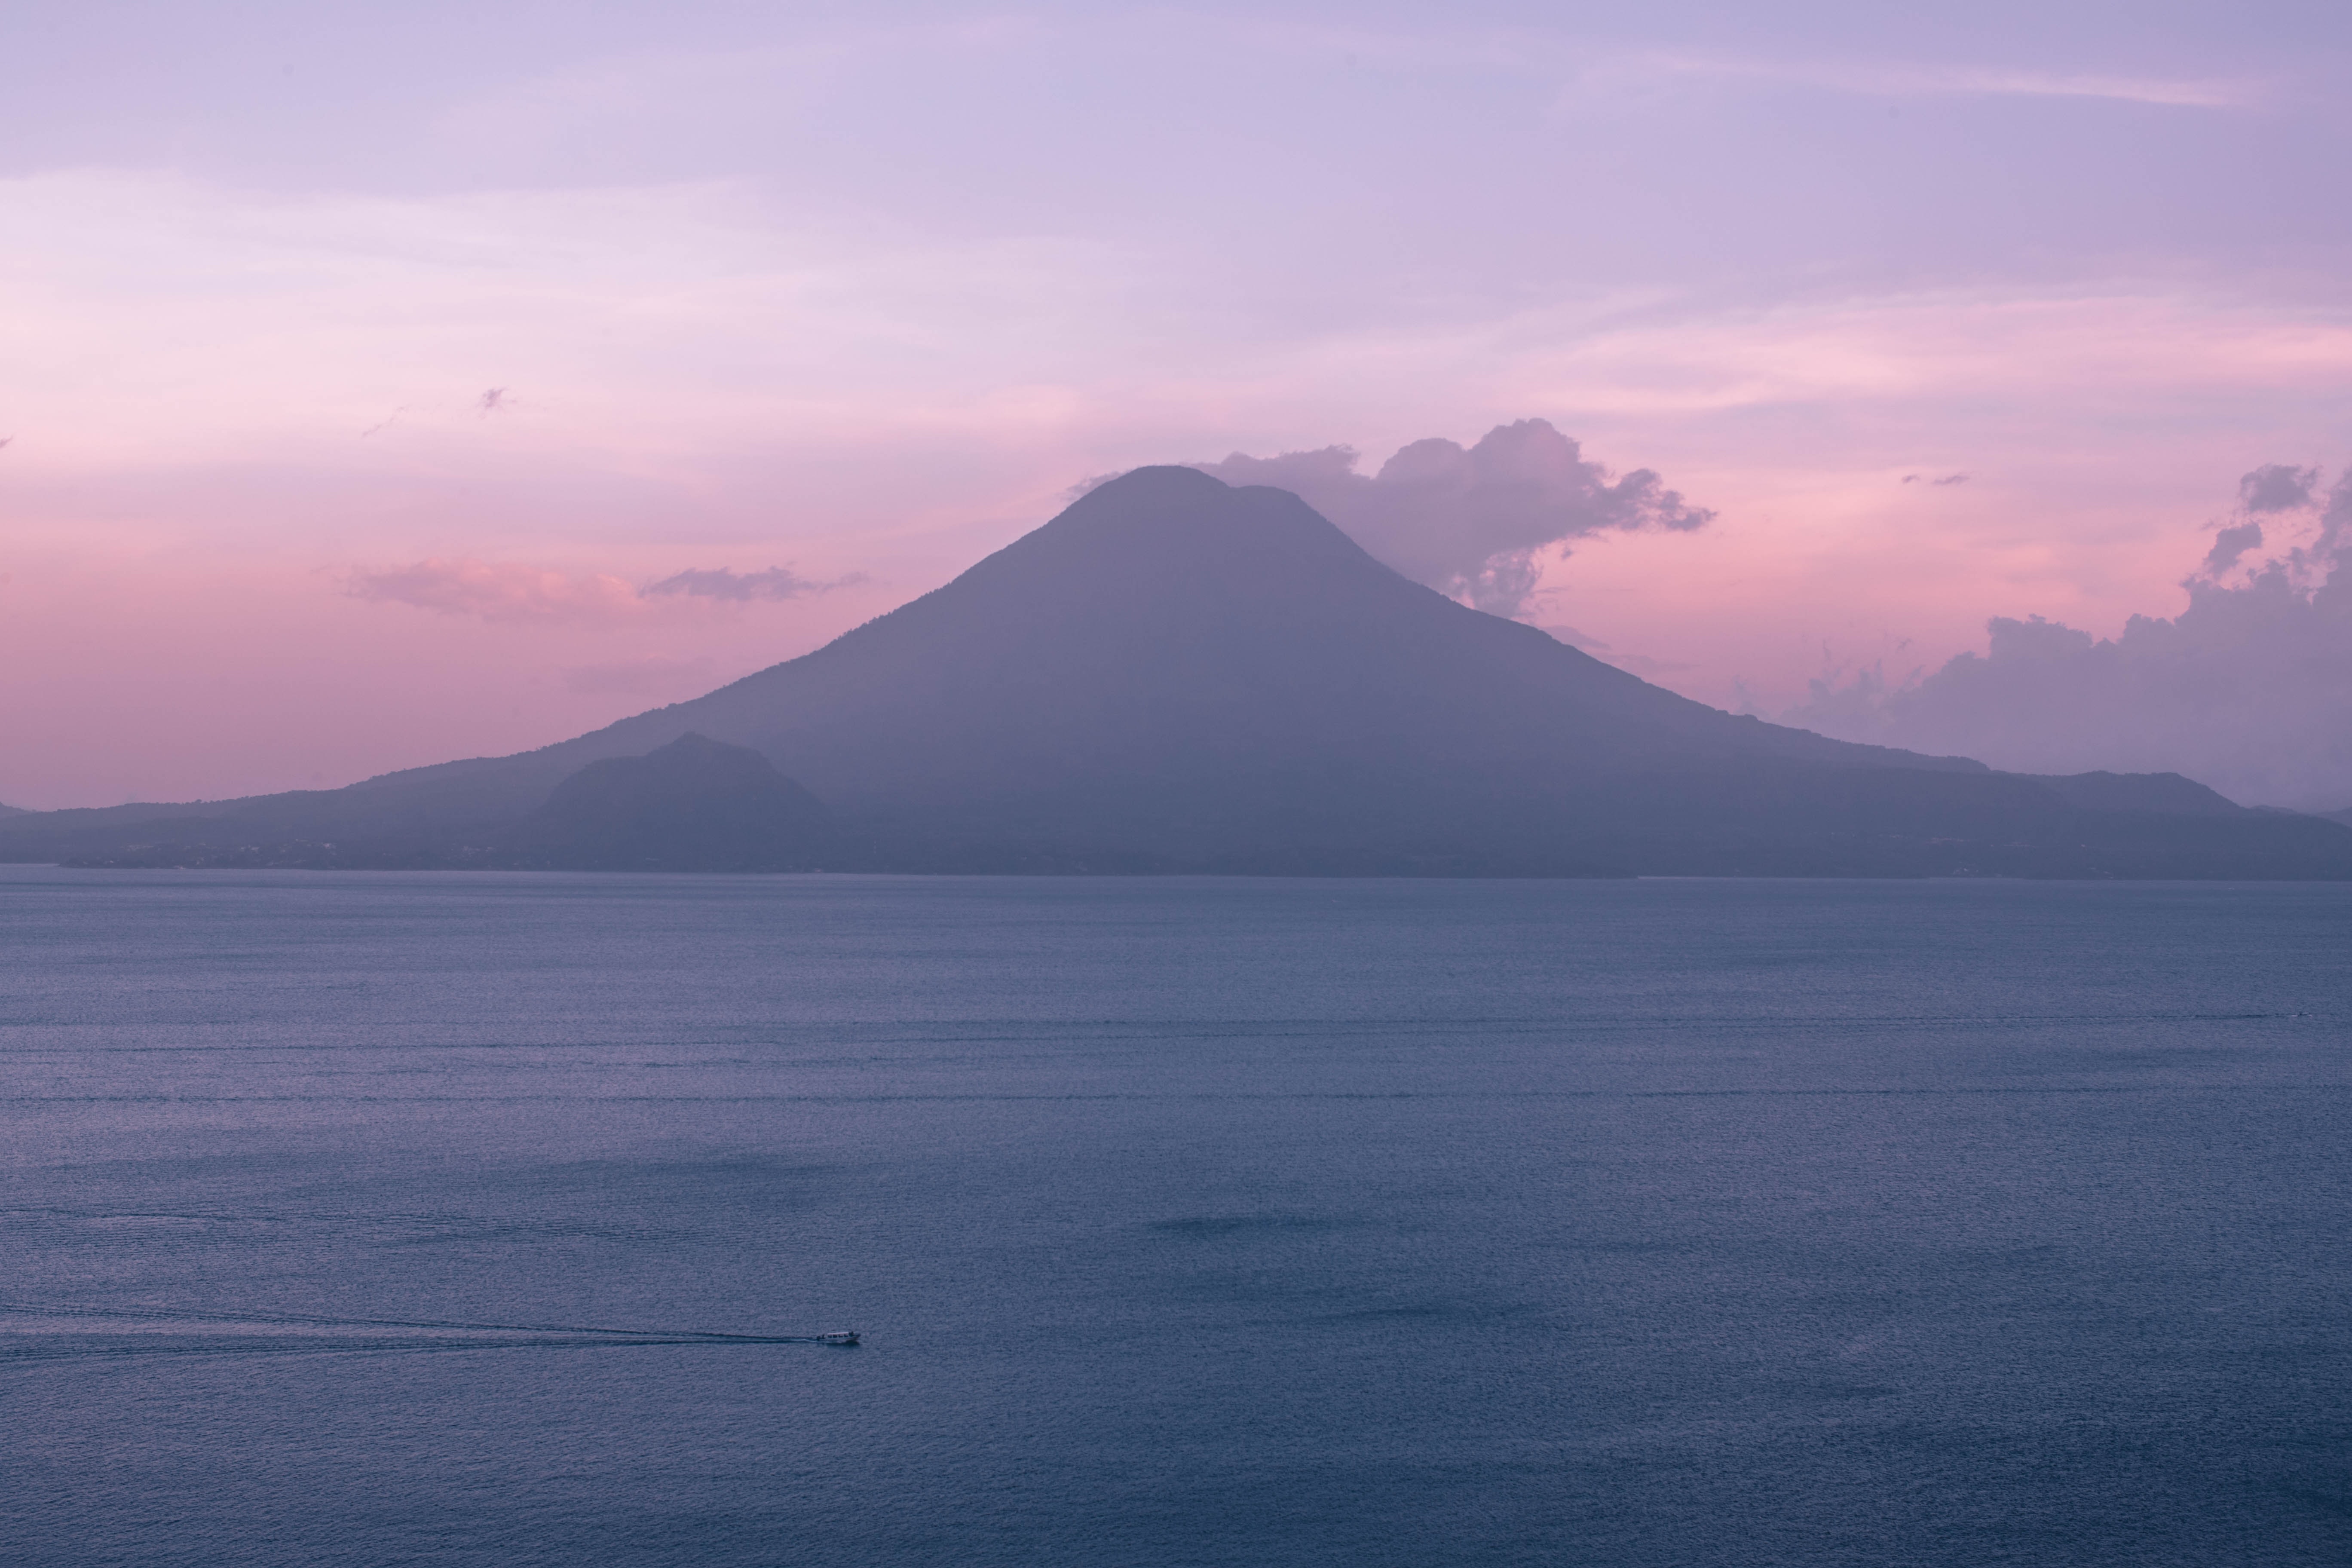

left=3, top=867, right=2349, bottom=1566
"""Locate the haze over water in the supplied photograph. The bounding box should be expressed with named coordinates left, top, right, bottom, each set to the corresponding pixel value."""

left=5, top=867, right=2350, bottom=1566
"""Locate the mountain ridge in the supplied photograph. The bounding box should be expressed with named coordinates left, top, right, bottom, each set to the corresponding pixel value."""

left=8, top=466, right=2351, bottom=877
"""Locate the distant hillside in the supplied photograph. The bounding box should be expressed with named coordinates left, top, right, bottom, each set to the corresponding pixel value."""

left=500, top=733, right=836, bottom=871
left=8, top=467, right=2352, bottom=878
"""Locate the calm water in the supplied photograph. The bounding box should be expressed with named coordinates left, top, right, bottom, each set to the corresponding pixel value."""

left=2, top=867, right=2349, bottom=1567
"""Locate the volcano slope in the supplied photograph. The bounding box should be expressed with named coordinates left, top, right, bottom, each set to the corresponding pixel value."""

left=11, top=466, right=2352, bottom=877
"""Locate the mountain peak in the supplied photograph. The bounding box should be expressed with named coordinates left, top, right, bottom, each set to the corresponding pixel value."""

left=1079, top=464, right=1229, bottom=502
left=978, top=463, right=1404, bottom=618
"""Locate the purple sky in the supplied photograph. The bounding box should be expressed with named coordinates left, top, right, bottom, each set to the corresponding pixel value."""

left=5, top=1, right=2350, bottom=808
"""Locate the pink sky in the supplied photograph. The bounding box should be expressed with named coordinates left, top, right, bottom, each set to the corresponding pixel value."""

left=5, top=4, right=2349, bottom=808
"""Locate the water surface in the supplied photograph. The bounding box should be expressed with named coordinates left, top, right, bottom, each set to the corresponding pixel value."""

left=3, top=868, right=2348, bottom=1566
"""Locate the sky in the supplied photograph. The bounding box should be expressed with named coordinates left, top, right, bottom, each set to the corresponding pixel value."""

left=5, top=0, right=2351, bottom=809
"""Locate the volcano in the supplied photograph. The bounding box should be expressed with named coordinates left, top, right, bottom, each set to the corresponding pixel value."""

left=10, top=466, right=2352, bottom=876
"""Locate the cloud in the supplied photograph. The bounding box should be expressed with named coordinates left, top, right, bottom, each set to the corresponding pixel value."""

left=344, top=558, right=645, bottom=624
left=1785, top=465, right=2352, bottom=808
left=2200, top=521, right=2263, bottom=577
left=2239, top=462, right=2318, bottom=513
left=1191, top=419, right=1712, bottom=618
left=643, top=566, right=866, bottom=601
left=1632, top=53, right=2252, bottom=110
left=346, top=558, right=862, bottom=623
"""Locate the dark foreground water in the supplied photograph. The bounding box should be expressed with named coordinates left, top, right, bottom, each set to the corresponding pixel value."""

left=2, top=868, right=2349, bottom=1567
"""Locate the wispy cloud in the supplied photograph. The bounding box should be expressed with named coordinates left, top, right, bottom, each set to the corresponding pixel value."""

left=1619, top=53, right=2252, bottom=109
left=1124, top=19, right=2254, bottom=110
left=346, top=558, right=863, bottom=624
left=344, top=559, right=644, bottom=625
left=643, top=566, right=866, bottom=601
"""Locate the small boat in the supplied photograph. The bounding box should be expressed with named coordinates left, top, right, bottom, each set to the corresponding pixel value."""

left=819, top=1331, right=860, bottom=1347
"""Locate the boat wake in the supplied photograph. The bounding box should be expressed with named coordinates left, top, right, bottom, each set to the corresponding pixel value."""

left=0, top=1302, right=858, bottom=1359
